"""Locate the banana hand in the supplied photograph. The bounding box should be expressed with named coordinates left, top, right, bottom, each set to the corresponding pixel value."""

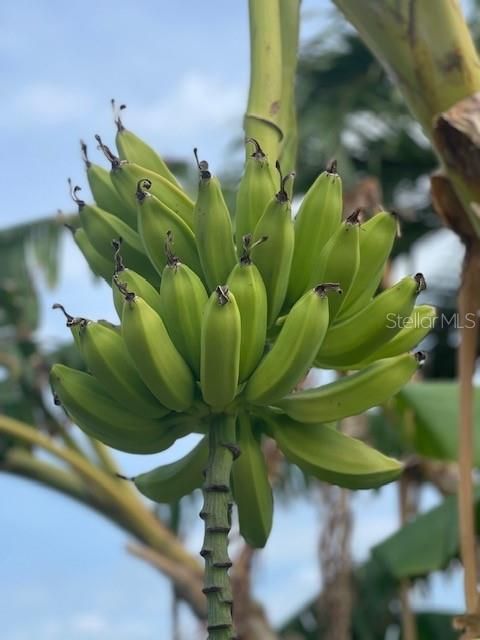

left=267, top=413, right=403, bottom=489
left=119, top=287, right=195, bottom=412
left=232, top=413, right=273, bottom=548
left=51, top=364, right=189, bottom=454
left=134, top=436, right=209, bottom=503
left=200, top=285, right=241, bottom=411
left=245, top=284, right=341, bottom=406
left=276, top=352, right=424, bottom=423
left=286, top=162, right=342, bottom=305
left=193, top=150, right=237, bottom=291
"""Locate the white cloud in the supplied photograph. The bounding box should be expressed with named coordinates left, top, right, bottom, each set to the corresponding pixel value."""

left=71, top=612, right=108, bottom=634
left=124, top=72, right=245, bottom=152
left=0, top=83, right=94, bottom=128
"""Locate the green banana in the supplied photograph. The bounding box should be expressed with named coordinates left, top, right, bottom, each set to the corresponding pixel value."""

left=315, top=273, right=426, bottom=368
left=96, top=135, right=194, bottom=230
left=200, top=285, right=241, bottom=411
left=245, top=284, right=341, bottom=406
left=113, top=101, right=181, bottom=187
left=70, top=181, right=159, bottom=285
left=336, top=210, right=398, bottom=320
left=136, top=179, right=202, bottom=277
left=118, top=285, right=195, bottom=412
left=276, top=352, right=425, bottom=423
left=286, top=161, right=342, bottom=305
left=251, top=162, right=295, bottom=327
left=51, top=364, right=189, bottom=454
left=227, top=235, right=268, bottom=382
left=112, top=240, right=163, bottom=319
left=159, top=233, right=208, bottom=377
left=268, top=414, right=402, bottom=489
left=80, top=140, right=135, bottom=228
left=68, top=225, right=113, bottom=282
left=234, top=138, right=277, bottom=256
left=134, top=435, right=209, bottom=503
left=344, top=305, right=437, bottom=370
left=193, top=150, right=237, bottom=291
left=97, top=319, right=121, bottom=334
left=307, top=210, right=361, bottom=321
left=78, top=319, right=170, bottom=419
left=232, top=413, right=273, bottom=548
left=52, top=304, right=86, bottom=353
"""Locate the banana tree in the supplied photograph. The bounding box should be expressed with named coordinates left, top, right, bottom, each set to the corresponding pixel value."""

left=332, top=2, right=480, bottom=636
left=46, top=3, right=437, bottom=639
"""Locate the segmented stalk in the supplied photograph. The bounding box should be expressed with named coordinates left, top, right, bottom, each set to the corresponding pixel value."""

left=200, top=414, right=238, bottom=640
left=278, top=0, right=301, bottom=171
left=245, top=0, right=283, bottom=161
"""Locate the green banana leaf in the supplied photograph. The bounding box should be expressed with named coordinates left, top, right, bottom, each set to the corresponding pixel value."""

left=397, top=382, right=480, bottom=464
left=373, top=487, right=480, bottom=579
left=279, top=547, right=458, bottom=639
left=0, top=214, right=78, bottom=331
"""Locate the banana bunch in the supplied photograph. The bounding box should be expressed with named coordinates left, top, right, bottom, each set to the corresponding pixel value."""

left=53, top=110, right=433, bottom=548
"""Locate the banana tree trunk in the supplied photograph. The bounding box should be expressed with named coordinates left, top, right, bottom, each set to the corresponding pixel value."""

left=332, top=1, right=480, bottom=632
left=333, top=0, right=480, bottom=237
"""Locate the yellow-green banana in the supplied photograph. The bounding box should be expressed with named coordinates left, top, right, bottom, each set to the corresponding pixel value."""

left=136, top=179, right=202, bottom=277
left=315, top=273, right=426, bottom=368
left=336, top=210, right=398, bottom=320
left=251, top=163, right=295, bottom=327
left=276, top=352, right=424, bottom=423
left=112, top=240, right=163, bottom=319
left=307, top=210, right=361, bottom=321
left=51, top=364, right=188, bottom=454
left=134, top=435, right=209, bottom=503
left=234, top=138, right=276, bottom=256
left=286, top=162, right=342, bottom=305
left=200, top=286, right=241, bottom=410
left=80, top=140, right=135, bottom=228
left=68, top=225, right=113, bottom=282
left=113, top=101, right=181, bottom=188
left=193, top=150, right=237, bottom=291
left=119, top=286, right=195, bottom=412
left=227, top=235, right=268, bottom=382
left=78, top=319, right=169, bottom=419
left=159, top=234, right=208, bottom=377
left=268, top=414, right=402, bottom=489
left=245, top=284, right=341, bottom=406
left=71, top=182, right=159, bottom=285
left=344, top=305, right=437, bottom=370
left=232, top=413, right=273, bottom=548
left=95, top=135, right=194, bottom=229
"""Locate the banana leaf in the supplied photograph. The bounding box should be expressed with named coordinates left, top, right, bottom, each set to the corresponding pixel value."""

left=396, top=382, right=480, bottom=464
left=373, top=487, right=480, bottom=580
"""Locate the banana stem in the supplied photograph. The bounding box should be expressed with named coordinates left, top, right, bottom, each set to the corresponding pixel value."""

left=0, top=447, right=112, bottom=515
left=201, top=413, right=238, bottom=640
left=246, top=0, right=283, bottom=161
left=333, top=0, right=480, bottom=237
left=87, top=436, right=122, bottom=477
left=278, top=0, right=301, bottom=172
left=457, top=250, right=480, bottom=619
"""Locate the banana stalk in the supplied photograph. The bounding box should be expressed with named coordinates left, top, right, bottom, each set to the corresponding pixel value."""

left=201, top=414, right=238, bottom=640
left=245, top=0, right=283, bottom=160
left=278, top=0, right=301, bottom=170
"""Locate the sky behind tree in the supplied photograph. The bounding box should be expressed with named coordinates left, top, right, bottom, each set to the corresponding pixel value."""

left=0, top=1, right=467, bottom=637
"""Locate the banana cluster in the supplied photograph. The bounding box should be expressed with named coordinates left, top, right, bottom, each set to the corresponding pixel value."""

left=52, top=111, right=434, bottom=548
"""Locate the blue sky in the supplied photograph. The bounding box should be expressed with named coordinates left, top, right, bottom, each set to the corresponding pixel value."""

left=0, top=1, right=470, bottom=638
